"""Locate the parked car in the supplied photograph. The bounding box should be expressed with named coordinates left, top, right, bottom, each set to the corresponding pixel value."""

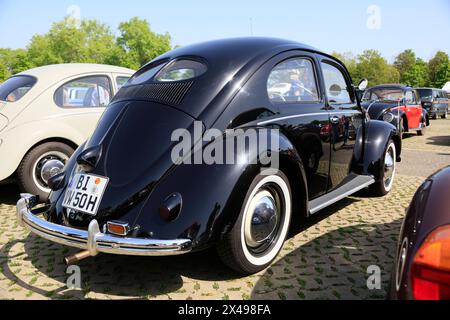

left=390, top=166, right=450, bottom=300
left=416, top=88, right=449, bottom=119
left=362, top=84, right=429, bottom=136
left=17, top=38, right=402, bottom=274
left=0, top=64, right=134, bottom=199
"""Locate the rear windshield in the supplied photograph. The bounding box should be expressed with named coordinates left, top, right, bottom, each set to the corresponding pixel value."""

left=126, top=59, right=207, bottom=86
left=416, top=89, right=433, bottom=100
left=0, top=75, right=37, bottom=102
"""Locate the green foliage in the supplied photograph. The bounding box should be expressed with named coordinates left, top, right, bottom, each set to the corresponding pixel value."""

left=353, top=50, right=400, bottom=85
left=0, top=16, right=174, bottom=82
left=0, top=15, right=448, bottom=90
left=428, top=51, right=449, bottom=88
left=333, top=49, right=449, bottom=88
left=393, top=50, right=430, bottom=87
left=116, top=17, right=172, bottom=70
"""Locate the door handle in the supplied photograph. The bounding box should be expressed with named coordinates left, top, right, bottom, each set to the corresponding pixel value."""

left=330, top=116, right=340, bottom=124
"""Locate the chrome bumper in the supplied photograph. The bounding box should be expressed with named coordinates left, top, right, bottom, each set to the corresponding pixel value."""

left=16, top=194, right=192, bottom=257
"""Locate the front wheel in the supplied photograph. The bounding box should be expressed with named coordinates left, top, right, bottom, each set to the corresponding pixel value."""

left=369, top=140, right=396, bottom=197
left=442, top=111, right=448, bottom=119
left=217, top=172, right=292, bottom=274
left=17, top=142, right=74, bottom=201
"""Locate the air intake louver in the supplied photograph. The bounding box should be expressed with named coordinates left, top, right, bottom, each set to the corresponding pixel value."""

left=113, top=81, right=194, bottom=106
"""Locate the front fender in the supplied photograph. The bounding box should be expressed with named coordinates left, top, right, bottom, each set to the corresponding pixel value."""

left=357, top=120, right=401, bottom=181
left=133, top=128, right=307, bottom=251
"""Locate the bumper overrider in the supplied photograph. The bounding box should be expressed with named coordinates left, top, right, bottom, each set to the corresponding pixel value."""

left=16, top=194, right=193, bottom=259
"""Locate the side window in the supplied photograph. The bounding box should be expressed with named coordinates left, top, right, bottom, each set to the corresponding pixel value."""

left=54, top=76, right=112, bottom=108
left=116, top=76, right=130, bottom=90
left=433, top=90, right=440, bottom=100
left=267, top=58, right=319, bottom=103
left=321, top=62, right=352, bottom=104
left=405, top=91, right=414, bottom=104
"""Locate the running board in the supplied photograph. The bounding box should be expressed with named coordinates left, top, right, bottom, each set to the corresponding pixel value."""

left=308, top=175, right=375, bottom=215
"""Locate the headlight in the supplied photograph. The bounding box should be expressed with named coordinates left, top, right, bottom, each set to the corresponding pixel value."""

left=424, top=102, right=432, bottom=107
left=383, top=112, right=395, bottom=123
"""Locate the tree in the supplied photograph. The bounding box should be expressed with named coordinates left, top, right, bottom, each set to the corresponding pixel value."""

left=394, top=49, right=416, bottom=81
left=401, top=58, right=428, bottom=87
left=116, top=17, right=172, bottom=69
left=332, top=52, right=357, bottom=81
left=27, top=17, right=118, bottom=66
left=428, top=51, right=449, bottom=88
left=353, top=50, right=400, bottom=86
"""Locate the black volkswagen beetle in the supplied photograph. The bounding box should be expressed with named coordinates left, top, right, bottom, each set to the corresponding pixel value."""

left=390, top=166, right=450, bottom=300
left=17, top=38, right=402, bottom=274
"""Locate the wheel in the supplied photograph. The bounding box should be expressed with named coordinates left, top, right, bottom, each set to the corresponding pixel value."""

left=417, top=118, right=427, bottom=136
left=442, top=111, right=448, bottom=119
left=217, top=172, right=292, bottom=274
left=417, top=126, right=426, bottom=136
left=17, top=142, right=74, bottom=201
left=369, top=140, right=396, bottom=197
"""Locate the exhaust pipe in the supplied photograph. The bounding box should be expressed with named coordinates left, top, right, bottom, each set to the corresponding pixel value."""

left=64, top=250, right=92, bottom=266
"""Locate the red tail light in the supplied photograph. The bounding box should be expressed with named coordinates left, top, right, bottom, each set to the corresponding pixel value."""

left=411, top=225, right=450, bottom=300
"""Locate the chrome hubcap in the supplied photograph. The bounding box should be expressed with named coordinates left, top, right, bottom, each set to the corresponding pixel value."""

left=384, top=146, right=395, bottom=188
left=33, top=151, right=69, bottom=192
left=40, top=159, right=65, bottom=184
left=244, top=190, right=279, bottom=250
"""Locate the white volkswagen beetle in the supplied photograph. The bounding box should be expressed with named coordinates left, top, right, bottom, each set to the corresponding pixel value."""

left=0, top=63, right=135, bottom=200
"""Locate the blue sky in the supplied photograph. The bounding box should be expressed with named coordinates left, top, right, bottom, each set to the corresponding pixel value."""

left=0, top=0, right=449, bottom=61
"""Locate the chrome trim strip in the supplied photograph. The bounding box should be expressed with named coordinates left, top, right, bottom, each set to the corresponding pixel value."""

left=257, top=110, right=360, bottom=126
left=16, top=197, right=192, bottom=257
left=308, top=177, right=375, bottom=215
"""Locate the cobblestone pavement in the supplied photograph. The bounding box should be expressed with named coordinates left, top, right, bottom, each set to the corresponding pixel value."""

left=0, top=119, right=449, bottom=300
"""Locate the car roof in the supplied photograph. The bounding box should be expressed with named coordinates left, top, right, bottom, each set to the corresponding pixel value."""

left=368, top=84, right=413, bottom=91
left=17, top=63, right=135, bottom=79
left=416, top=87, right=445, bottom=91
left=147, top=37, right=321, bottom=68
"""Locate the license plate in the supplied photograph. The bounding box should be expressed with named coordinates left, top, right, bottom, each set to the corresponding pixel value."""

left=62, top=173, right=109, bottom=216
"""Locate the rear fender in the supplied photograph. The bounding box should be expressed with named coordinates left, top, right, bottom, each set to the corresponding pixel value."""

left=134, top=128, right=307, bottom=250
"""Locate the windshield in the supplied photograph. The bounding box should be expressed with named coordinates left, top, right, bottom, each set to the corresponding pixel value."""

left=363, top=88, right=404, bottom=102
left=0, top=75, right=37, bottom=102
left=416, top=89, right=433, bottom=101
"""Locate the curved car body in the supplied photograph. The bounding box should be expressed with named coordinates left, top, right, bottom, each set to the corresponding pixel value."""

left=0, top=64, right=135, bottom=198
left=17, top=38, right=402, bottom=274
left=362, top=84, right=429, bottom=136
left=390, top=166, right=450, bottom=300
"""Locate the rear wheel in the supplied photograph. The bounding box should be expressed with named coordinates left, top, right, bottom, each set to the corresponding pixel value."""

left=442, top=111, right=448, bottom=119
left=369, top=140, right=396, bottom=197
left=17, top=142, right=74, bottom=201
left=217, top=172, right=292, bottom=274
left=417, top=117, right=427, bottom=136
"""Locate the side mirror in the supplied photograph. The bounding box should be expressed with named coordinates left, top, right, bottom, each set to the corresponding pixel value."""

left=358, top=79, right=369, bottom=91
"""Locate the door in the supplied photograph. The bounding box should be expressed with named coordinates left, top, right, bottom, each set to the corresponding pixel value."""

left=266, top=55, right=330, bottom=199
left=319, top=58, right=363, bottom=191
left=405, top=90, right=421, bottom=128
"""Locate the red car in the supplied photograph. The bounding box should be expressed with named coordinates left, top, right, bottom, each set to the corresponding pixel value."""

left=362, top=84, right=429, bottom=136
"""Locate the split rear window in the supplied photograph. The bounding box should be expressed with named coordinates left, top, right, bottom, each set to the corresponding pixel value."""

left=126, top=59, right=207, bottom=86
left=0, top=75, right=37, bottom=102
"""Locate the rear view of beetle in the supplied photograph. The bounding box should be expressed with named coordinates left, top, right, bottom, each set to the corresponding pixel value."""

left=17, top=38, right=402, bottom=274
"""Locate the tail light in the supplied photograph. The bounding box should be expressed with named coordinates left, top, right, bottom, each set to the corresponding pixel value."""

left=411, top=225, right=450, bottom=300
